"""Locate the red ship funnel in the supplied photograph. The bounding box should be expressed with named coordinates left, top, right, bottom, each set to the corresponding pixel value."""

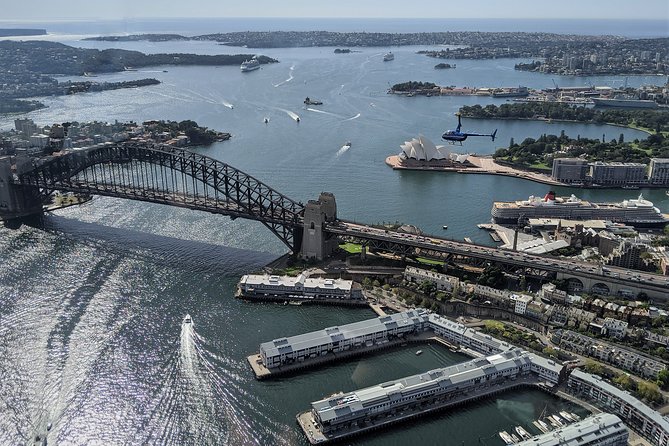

left=544, top=191, right=556, bottom=201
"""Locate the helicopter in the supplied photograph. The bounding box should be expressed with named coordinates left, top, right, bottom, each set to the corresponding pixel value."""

left=441, top=113, right=497, bottom=144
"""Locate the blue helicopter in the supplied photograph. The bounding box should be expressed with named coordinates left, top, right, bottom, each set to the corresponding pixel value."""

left=442, top=113, right=497, bottom=144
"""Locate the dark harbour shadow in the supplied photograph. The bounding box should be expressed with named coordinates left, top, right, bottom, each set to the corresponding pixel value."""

left=19, top=214, right=278, bottom=276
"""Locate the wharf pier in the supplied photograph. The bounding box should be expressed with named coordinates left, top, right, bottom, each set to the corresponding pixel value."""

left=298, top=377, right=542, bottom=445
left=247, top=331, right=460, bottom=380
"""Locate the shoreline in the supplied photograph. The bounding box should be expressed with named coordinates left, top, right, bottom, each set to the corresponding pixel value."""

left=462, top=114, right=655, bottom=135
left=385, top=155, right=669, bottom=190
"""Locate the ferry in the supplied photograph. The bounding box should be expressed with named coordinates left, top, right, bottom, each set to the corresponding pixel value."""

left=240, top=58, right=261, bottom=72
left=304, top=97, right=323, bottom=105
left=383, top=52, right=394, bottom=61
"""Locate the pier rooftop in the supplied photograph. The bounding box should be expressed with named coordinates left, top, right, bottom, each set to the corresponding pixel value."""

left=298, top=349, right=556, bottom=444
left=237, top=272, right=364, bottom=304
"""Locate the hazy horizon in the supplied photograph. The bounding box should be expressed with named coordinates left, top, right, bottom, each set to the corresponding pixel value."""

left=2, top=0, right=668, bottom=22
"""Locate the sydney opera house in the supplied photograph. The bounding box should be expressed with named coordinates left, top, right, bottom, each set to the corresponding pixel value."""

left=386, top=135, right=471, bottom=169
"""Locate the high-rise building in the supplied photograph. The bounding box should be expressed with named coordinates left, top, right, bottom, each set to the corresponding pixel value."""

left=648, top=158, right=669, bottom=185
left=551, top=158, right=589, bottom=183
left=589, top=162, right=646, bottom=186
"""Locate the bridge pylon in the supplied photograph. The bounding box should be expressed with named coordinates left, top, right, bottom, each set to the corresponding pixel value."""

left=301, top=192, right=339, bottom=260
left=0, top=156, right=44, bottom=221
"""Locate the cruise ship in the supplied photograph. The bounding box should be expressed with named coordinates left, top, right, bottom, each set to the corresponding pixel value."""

left=491, top=191, right=669, bottom=228
left=383, top=52, right=394, bottom=61
left=240, top=58, right=260, bottom=72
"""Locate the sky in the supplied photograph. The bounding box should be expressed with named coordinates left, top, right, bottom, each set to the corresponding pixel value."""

left=2, top=0, right=668, bottom=21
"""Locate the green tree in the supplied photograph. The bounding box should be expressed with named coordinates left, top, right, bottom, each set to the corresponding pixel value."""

left=657, top=369, right=669, bottom=391
left=638, top=381, right=663, bottom=404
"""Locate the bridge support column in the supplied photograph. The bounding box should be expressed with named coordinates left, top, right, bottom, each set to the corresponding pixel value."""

left=0, top=156, right=43, bottom=221
left=301, top=192, right=338, bottom=260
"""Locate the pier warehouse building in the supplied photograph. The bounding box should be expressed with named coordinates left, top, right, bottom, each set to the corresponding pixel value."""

left=237, top=273, right=363, bottom=303
left=306, top=350, right=561, bottom=436
left=515, top=413, right=628, bottom=446
left=259, top=310, right=430, bottom=368
left=257, top=309, right=535, bottom=372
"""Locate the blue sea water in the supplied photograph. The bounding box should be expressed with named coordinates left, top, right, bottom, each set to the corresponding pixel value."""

left=0, top=17, right=665, bottom=446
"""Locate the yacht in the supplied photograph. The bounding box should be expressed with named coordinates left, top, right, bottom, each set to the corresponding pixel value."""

left=240, top=58, right=261, bottom=72
left=515, top=426, right=532, bottom=440
left=383, top=52, right=394, bottom=61
left=415, top=350, right=423, bottom=356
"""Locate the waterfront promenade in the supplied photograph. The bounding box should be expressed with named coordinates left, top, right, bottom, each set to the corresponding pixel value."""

left=385, top=154, right=563, bottom=186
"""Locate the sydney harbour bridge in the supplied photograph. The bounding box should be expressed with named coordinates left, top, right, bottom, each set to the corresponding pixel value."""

left=1, top=142, right=668, bottom=299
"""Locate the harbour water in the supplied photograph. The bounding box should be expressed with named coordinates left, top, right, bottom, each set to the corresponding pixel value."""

left=0, top=19, right=664, bottom=445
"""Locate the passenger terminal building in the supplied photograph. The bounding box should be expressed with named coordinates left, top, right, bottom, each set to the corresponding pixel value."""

left=237, top=273, right=363, bottom=303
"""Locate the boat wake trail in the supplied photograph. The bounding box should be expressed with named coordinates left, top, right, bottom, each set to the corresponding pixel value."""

left=273, top=64, right=295, bottom=87
left=306, top=108, right=345, bottom=118
left=343, top=113, right=361, bottom=121
left=336, top=145, right=351, bottom=157
left=148, top=317, right=293, bottom=445
left=279, top=108, right=300, bottom=122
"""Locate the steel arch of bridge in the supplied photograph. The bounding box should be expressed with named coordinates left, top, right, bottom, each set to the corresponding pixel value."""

left=18, top=143, right=305, bottom=249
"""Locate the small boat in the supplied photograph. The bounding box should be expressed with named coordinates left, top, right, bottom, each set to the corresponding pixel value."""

left=665, top=191, right=669, bottom=196
left=383, top=52, right=394, bottom=61
left=288, top=301, right=302, bottom=306
left=498, top=431, right=515, bottom=445
left=442, top=225, right=448, bottom=230
left=464, top=237, right=473, bottom=243
left=569, top=412, right=581, bottom=421
left=344, top=141, right=351, bottom=148
left=263, top=117, right=270, bottom=124
left=550, top=414, right=565, bottom=426
left=515, top=426, right=532, bottom=440
left=537, top=419, right=551, bottom=432
left=296, top=117, right=300, bottom=122
left=415, top=350, right=423, bottom=356
left=533, top=420, right=549, bottom=433
left=183, top=314, right=192, bottom=324
left=559, top=411, right=575, bottom=422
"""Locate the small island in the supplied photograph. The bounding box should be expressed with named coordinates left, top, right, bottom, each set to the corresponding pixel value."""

left=434, top=63, right=455, bottom=69
left=334, top=48, right=351, bottom=54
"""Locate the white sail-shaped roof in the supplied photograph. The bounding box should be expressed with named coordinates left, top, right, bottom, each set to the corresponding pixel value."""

left=399, top=135, right=451, bottom=161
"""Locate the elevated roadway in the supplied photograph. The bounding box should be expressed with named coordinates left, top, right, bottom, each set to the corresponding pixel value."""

left=327, top=221, right=669, bottom=300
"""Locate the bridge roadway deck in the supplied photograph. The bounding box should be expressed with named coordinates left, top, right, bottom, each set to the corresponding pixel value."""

left=326, top=221, right=669, bottom=295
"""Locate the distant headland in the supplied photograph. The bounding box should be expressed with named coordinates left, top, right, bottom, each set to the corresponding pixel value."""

left=0, top=28, right=46, bottom=37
